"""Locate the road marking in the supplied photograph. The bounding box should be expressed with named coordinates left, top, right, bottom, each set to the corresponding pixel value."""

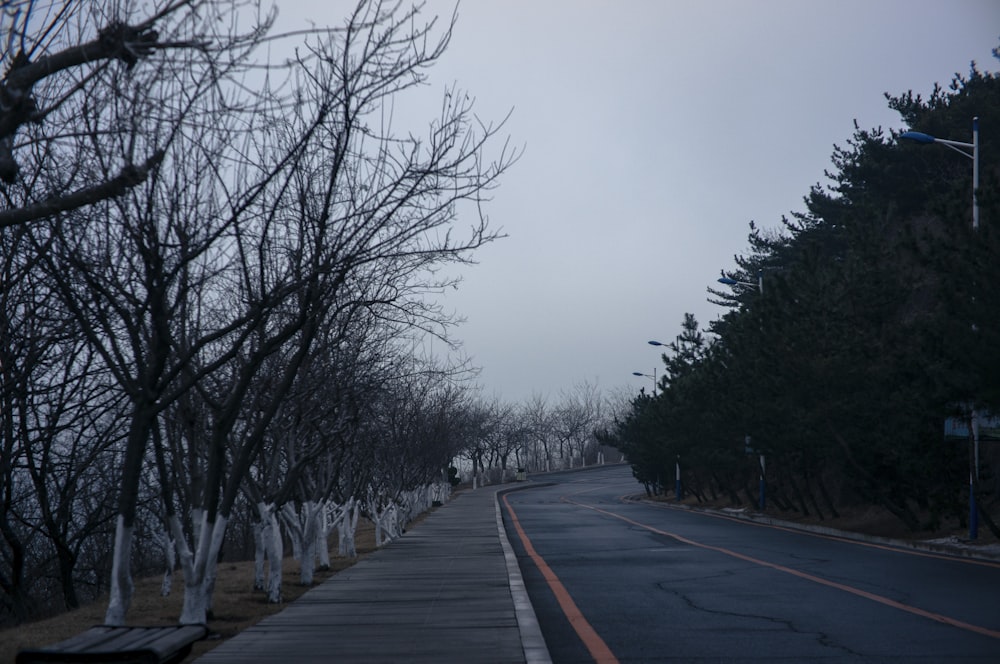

left=566, top=497, right=1000, bottom=641
left=502, top=494, right=620, bottom=664
left=627, top=496, right=1000, bottom=570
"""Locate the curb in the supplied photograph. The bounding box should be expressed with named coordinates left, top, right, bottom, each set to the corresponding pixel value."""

left=495, top=484, right=553, bottom=664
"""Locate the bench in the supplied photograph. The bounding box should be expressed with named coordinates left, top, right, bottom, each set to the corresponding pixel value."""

left=16, top=624, right=209, bottom=664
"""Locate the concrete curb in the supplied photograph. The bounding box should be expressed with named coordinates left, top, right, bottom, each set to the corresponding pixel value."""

left=495, top=485, right=553, bottom=664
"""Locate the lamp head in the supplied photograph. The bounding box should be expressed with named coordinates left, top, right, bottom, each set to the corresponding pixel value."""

left=899, top=131, right=935, bottom=144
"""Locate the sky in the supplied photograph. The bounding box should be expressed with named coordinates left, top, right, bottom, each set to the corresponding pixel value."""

left=277, top=0, right=1000, bottom=404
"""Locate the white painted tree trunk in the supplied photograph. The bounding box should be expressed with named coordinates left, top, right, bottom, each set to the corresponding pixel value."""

left=256, top=502, right=283, bottom=603
left=301, top=506, right=317, bottom=585
left=337, top=499, right=359, bottom=559
left=430, top=482, right=450, bottom=505
left=371, top=501, right=384, bottom=547
left=199, top=517, right=227, bottom=619
left=369, top=500, right=400, bottom=548
left=160, top=533, right=176, bottom=597
left=165, top=512, right=200, bottom=624
left=191, top=507, right=204, bottom=552
left=253, top=520, right=266, bottom=591
left=317, top=504, right=332, bottom=570
left=394, top=495, right=410, bottom=536
left=290, top=536, right=301, bottom=562
left=179, top=575, right=209, bottom=626
left=282, top=501, right=321, bottom=585
left=171, top=511, right=231, bottom=625
left=104, top=516, right=134, bottom=626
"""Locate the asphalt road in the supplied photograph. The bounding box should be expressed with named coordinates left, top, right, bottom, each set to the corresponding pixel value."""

left=501, top=464, right=1000, bottom=663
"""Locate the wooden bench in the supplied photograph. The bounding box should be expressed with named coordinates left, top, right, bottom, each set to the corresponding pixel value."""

left=16, top=624, right=209, bottom=664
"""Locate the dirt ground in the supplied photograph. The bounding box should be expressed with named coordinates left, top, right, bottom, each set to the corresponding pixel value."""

left=0, top=522, right=382, bottom=663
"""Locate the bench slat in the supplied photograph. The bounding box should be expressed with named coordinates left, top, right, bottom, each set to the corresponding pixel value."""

left=16, top=625, right=208, bottom=664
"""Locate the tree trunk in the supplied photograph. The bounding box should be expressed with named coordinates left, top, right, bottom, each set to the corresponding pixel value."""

left=253, top=521, right=266, bottom=591
left=104, top=516, right=135, bottom=626
left=972, top=488, right=1000, bottom=539
left=316, top=503, right=331, bottom=571
left=0, top=519, right=30, bottom=622
left=161, top=533, right=176, bottom=597
left=298, top=501, right=319, bottom=585
left=262, top=509, right=283, bottom=603
left=105, top=402, right=156, bottom=625
left=55, top=542, right=80, bottom=610
left=787, top=470, right=811, bottom=516
left=337, top=500, right=358, bottom=559
left=253, top=503, right=283, bottom=603
left=817, top=474, right=840, bottom=519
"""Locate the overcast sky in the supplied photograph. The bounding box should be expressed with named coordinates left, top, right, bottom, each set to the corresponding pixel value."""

left=277, top=0, right=1000, bottom=404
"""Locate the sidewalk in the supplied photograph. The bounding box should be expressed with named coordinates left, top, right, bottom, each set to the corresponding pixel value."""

left=195, top=485, right=549, bottom=663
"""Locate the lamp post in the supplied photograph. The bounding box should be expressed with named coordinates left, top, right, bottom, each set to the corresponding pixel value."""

left=900, top=117, right=979, bottom=229
left=631, top=369, right=657, bottom=396
left=718, top=271, right=767, bottom=510
left=756, top=441, right=765, bottom=511
left=900, top=118, right=980, bottom=539
left=643, top=341, right=673, bottom=495
left=675, top=455, right=682, bottom=502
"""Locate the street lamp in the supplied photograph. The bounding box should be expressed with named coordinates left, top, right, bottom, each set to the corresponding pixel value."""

left=717, top=269, right=764, bottom=293
left=644, top=340, right=681, bottom=499
left=899, top=118, right=979, bottom=230
left=631, top=369, right=657, bottom=396
left=900, top=118, right=981, bottom=539
left=718, top=270, right=767, bottom=510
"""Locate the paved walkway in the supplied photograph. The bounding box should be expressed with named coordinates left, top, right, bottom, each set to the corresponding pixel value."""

left=195, top=485, right=549, bottom=664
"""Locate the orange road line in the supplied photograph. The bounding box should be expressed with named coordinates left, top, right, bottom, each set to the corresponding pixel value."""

left=568, top=498, right=1000, bottom=641
left=502, top=493, right=620, bottom=664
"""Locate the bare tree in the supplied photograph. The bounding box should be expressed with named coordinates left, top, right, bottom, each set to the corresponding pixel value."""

left=0, top=0, right=223, bottom=227
left=5, top=0, right=286, bottom=625
left=521, top=393, right=555, bottom=472
left=1, top=214, right=124, bottom=622
left=3, top=0, right=514, bottom=626
left=148, top=0, right=513, bottom=624
left=552, top=381, right=604, bottom=467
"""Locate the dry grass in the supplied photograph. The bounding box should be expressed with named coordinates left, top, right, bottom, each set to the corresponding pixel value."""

left=0, top=521, right=384, bottom=663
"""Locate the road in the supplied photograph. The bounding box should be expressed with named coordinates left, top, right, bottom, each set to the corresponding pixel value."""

left=501, top=464, right=1000, bottom=663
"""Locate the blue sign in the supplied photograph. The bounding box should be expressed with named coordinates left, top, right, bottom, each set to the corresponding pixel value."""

left=944, top=411, right=1000, bottom=441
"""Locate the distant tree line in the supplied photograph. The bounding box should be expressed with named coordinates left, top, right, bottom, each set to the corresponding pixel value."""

left=604, top=49, right=1000, bottom=538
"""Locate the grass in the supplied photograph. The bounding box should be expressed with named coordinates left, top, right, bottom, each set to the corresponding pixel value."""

left=0, top=521, right=383, bottom=663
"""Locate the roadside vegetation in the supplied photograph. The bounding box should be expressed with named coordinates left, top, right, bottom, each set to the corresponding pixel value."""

left=604, top=48, right=1000, bottom=538
left=0, top=0, right=630, bottom=632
